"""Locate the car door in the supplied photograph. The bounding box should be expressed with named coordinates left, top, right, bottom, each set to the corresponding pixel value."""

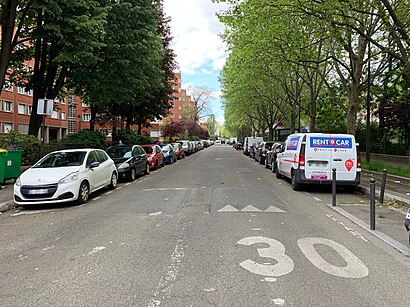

left=132, top=146, right=142, bottom=173
left=85, top=150, right=102, bottom=190
left=96, top=150, right=112, bottom=186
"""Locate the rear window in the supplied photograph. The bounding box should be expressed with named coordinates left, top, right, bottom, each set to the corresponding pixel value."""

left=143, top=146, right=154, bottom=154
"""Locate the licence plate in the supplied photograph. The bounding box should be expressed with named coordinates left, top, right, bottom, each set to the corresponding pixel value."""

left=309, top=161, right=327, bottom=167
left=311, top=172, right=328, bottom=180
left=29, top=189, right=48, bottom=194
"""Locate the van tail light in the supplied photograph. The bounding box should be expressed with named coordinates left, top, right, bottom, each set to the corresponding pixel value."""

left=299, top=154, right=305, bottom=167
left=357, top=154, right=361, bottom=169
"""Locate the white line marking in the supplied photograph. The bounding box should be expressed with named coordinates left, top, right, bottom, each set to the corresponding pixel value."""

left=264, top=277, right=277, bottom=282
left=150, top=211, right=162, bottom=216
left=241, top=205, right=262, bottom=212
left=142, top=188, right=188, bottom=192
left=264, top=206, right=286, bottom=213
left=93, top=196, right=101, bottom=201
left=218, top=205, right=239, bottom=212
left=12, top=209, right=54, bottom=216
left=204, top=288, right=216, bottom=292
left=116, top=187, right=122, bottom=190
left=313, top=197, right=322, bottom=202
left=253, top=228, right=261, bottom=231
left=271, top=299, right=285, bottom=305
left=125, top=183, right=132, bottom=186
left=105, top=191, right=113, bottom=195
left=88, top=246, right=106, bottom=255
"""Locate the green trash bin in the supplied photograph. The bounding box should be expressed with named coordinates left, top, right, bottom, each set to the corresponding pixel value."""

left=0, top=149, right=7, bottom=185
left=3, top=148, right=24, bottom=183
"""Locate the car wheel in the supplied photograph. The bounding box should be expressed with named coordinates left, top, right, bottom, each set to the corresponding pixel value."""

left=161, top=160, right=165, bottom=167
left=275, top=164, right=282, bottom=178
left=291, top=171, right=301, bottom=191
left=77, top=181, right=89, bottom=204
left=271, top=160, right=276, bottom=173
left=265, top=157, right=269, bottom=169
left=108, top=172, right=118, bottom=189
left=130, top=168, right=137, bottom=181
left=144, top=163, right=150, bottom=175
left=155, top=160, right=159, bottom=170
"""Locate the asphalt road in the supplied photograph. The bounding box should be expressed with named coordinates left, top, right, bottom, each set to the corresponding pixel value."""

left=1, top=145, right=409, bottom=306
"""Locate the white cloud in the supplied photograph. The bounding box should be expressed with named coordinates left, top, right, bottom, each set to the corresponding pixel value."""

left=163, top=0, right=228, bottom=75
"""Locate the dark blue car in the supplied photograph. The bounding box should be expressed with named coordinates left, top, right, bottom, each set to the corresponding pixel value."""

left=160, top=144, right=177, bottom=164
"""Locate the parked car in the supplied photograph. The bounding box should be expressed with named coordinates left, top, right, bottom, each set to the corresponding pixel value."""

left=172, top=142, right=185, bottom=159
left=178, top=140, right=192, bottom=156
left=106, top=144, right=150, bottom=181
left=265, top=142, right=284, bottom=172
left=249, top=142, right=260, bottom=159
left=244, top=137, right=264, bottom=155
left=255, top=141, right=276, bottom=165
left=234, top=142, right=244, bottom=150
left=14, top=149, right=118, bottom=206
left=276, top=133, right=361, bottom=191
left=141, top=144, right=164, bottom=170
left=160, top=144, right=177, bottom=164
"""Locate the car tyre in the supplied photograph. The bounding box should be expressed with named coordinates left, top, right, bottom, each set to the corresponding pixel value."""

left=144, top=163, right=150, bottom=175
left=77, top=181, right=89, bottom=204
left=275, top=164, right=282, bottom=178
left=291, top=172, right=301, bottom=191
left=130, top=168, right=136, bottom=181
left=108, top=172, right=118, bottom=189
left=155, top=160, right=159, bottom=170
left=265, top=157, right=269, bottom=169
left=271, top=160, right=276, bottom=173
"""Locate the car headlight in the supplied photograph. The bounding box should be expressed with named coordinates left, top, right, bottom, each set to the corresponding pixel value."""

left=58, top=172, right=79, bottom=184
left=15, top=176, right=21, bottom=187
left=118, top=162, right=130, bottom=169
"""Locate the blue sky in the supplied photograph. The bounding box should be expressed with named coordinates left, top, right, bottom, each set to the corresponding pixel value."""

left=163, top=0, right=228, bottom=125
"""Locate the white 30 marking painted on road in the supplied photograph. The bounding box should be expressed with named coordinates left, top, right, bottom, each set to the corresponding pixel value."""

left=237, top=236, right=369, bottom=279
left=237, top=236, right=294, bottom=277
left=297, top=237, right=369, bottom=278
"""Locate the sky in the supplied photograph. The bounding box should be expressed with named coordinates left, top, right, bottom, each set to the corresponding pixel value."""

left=163, top=0, right=228, bottom=125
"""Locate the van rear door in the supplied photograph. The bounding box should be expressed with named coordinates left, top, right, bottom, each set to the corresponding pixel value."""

left=329, top=134, right=357, bottom=181
left=304, top=135, right=333, bottom=180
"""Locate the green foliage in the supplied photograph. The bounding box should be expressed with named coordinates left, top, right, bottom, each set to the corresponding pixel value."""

left=112, top=130, right=154, bottom=145
left=59, top=130, right=107, bottom=148
left=0, top=131, right=40, bottom=164
left=361, top=161, right=410, bottom=179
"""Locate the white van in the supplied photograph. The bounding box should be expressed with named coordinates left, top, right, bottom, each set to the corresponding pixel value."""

left=276, top=133, right=361, bottom=190
left=244, top=137, right=264, bottom=155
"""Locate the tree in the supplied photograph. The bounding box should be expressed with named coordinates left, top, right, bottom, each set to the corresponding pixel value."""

left=206, top=114, right=217, bottom=138
left=186, top=86, right=214, bottom=123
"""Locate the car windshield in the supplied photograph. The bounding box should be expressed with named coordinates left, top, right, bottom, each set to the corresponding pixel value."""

left=143, top=146, right=154, bottom=154
left=161, top=145, right=169, bottom=151
left=172, top=144, right=179, bottom=150
left=106, top=145, right=132, bottom=158
left=33, top=151, right=86, bottom=168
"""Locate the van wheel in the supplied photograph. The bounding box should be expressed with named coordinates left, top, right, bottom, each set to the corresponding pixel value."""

left=291, top=172, right=301, bottom=191
left=275, top=164, right=282, bottom=178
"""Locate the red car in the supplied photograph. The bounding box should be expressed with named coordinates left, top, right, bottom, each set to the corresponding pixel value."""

left=172, top=143, right=185, bottom=160
left=141, top=144, right=164, bottom=170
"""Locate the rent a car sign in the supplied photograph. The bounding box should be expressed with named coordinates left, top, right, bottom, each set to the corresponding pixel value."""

left=310, top=137, right=352, bottom=149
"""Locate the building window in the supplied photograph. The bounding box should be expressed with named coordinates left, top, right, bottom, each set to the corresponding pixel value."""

left=178, top=105, right=182, bottom=110
left=178, top=114, right=182, bottom=119
left=68, top=95, right=76, bottom=103
left=83, top=114, right=91, bottom=122
left=28, top=106, right=32, bottom=114
left=26, top=89, right=33, bottom=96
left=18, top=124, right=29, bottom=134
left=68, top=121, right=76, bottom=133
left=178, top=97, right=182, bottom=101
left=170, top=113, right=174, bottom=119
left=51, top=110, right=59, bottom=119
left=68, top=105, right=76, bottom=118
left=150, top=130, right=159, bottom=137
left=4, top=123, right=13, bottom=133
left=61, top=112, right=66, bottom=120
left=3, top=100, right=13, bottom=112
left=18, top=103, right=26, bottom=114
left=18, top=86, right=25, bottom=94
left=2, top=80, right=13, bottom=92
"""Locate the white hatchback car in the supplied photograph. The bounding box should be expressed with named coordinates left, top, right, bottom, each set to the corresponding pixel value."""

left=14, top=149, right=118, bottom=206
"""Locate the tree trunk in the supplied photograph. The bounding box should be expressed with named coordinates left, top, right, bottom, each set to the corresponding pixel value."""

left=346, top=84, right=360, bottom=135
left=0, top=0, right=18, bottom=94
left=309, top=87, right=316, bottom=133
left=89, top=104, right=97, bottom=131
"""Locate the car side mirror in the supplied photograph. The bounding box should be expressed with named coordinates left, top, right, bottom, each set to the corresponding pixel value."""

left=89, top=161, right=100, bottom=169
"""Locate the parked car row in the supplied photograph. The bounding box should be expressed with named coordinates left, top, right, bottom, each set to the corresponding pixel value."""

left=13, top=139, right=212, bottom=207
left=242, top=133, right=361, bottom=191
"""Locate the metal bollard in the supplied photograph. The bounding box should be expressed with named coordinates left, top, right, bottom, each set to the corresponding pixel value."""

left=332, top=168, right=336, bottom=206
left=379, top=169, right=387, bottom=204
left=370, top=178, right=376, bottom=230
